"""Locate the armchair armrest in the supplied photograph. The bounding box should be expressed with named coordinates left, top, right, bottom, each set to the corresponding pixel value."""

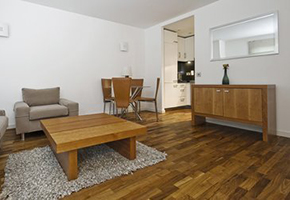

left=14, top=102, right=30, bottom=118
left=0, top=110, right=5, bottom=116
left=59, top=98, right=79, bottom=116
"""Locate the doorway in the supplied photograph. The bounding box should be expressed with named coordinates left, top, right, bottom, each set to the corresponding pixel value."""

left=162, top=16, right=195, bottom=111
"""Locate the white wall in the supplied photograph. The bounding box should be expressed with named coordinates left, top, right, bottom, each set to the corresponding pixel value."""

left=0, top=0, right=145, bottom=127
left=144, top=0, right=290, bottom=138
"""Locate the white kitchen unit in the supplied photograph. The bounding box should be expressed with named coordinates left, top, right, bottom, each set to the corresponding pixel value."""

left=178, top=37, right=186, bottom=62
left=164, top=30, right=192, bottom=109
left=185, top=36, right=195, bottom=61
left=178, top=36, right=195, bottom=61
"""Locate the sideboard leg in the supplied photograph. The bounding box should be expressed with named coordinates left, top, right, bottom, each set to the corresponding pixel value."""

left=192, top=115, right=206, bottom=126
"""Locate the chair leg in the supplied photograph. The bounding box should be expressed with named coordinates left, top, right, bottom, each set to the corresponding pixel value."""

left=21, top=133, right=25, bottom=141
left=109, top=102, right=112, bottom=115
left=138, top=101, right=141, bottom=114
left=134, top=102, right=138, bottom=120
left=154, top=100, right=158, bottom=122
left=103, top=103, right=106, bottom=113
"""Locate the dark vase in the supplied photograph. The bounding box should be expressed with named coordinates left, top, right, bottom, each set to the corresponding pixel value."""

left=222, top=68, right=230, bottom=85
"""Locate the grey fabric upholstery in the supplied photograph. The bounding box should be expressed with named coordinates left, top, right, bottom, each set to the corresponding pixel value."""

left=14, top=102, right=29, bottom=118
left=22, top=87, right=60, bottom=106
left=59, top=99, right=79, bottom=115
left=14, top=88, right=79, bottom=137
left=0, top=110, right=8, bottom=144
left=29, top=104, right=68, bottom=120
left=0, top=110, right=5, bottom=116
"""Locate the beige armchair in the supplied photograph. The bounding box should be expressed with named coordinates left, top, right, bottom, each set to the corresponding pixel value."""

left=0, top=110, right=8, bottom=145
left=14, top=87, right=79, bottom=140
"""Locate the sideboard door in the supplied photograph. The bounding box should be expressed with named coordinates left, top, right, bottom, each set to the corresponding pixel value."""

left=194, top=88, right=214, bottom=115
left=223, top=89, right=262, bottom=122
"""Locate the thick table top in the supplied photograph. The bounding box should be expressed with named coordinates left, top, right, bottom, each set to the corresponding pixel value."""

left=41, top=114, right=147, bottom=153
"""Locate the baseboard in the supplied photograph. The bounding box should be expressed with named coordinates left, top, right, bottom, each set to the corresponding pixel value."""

left=207, top=118, right=290, bottom=139
left=276, top=130, right=290, bottom=138
left=8, top=124, right=15, bottom=130
left=165, top=105, right=191, bottom=111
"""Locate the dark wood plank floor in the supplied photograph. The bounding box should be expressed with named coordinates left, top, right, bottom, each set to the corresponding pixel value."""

left=1, top=109, right=290, bottom=199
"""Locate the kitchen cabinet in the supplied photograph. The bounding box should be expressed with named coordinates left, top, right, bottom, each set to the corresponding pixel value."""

left=164, top=30, right=191, bottom=109
left=164, top=30, right=178, bottom=43
left=164, top=83, right=191, bottom=108
left=191, top=85, right=276, bottom=142
left=164, top=30, right=178, bottom=83
left=178, top=36, right=195, bottom=61
left=164, top=83, right=179, bottom=108
left=178, top=37, right=185, bottom=61
left=185, top=36, right=195, bottom=61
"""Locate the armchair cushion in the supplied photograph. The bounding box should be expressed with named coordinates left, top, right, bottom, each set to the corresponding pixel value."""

left=22, top=87, right=60, bottom=106
left=29, top=104, right=68, bottom=120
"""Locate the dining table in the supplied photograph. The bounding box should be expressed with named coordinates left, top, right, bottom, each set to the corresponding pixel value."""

left=105, top=84, right=150, bottom=121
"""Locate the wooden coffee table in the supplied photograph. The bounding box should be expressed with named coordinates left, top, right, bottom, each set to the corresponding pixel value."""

left=40, top=114, right=147, bottom=180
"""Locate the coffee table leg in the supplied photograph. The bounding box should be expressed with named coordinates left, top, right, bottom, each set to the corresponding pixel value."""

left=54, top=150, right=78, bottom=180
left=107, top=137, right=136, bottom=160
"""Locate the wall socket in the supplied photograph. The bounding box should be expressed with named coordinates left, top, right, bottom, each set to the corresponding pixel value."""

left=196, top=72, right=202, bottom=77
left=0, top=23, right=9, bottom=37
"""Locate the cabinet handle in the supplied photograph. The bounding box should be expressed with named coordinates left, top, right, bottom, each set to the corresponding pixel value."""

left=216, top=89, right=221, bottom=93
left=224, top=90, right=230, bottom=93
left=179, top=52, right=181, bottom=58
left=173, top=85, right=178, bottom=88
left=180, top=89, right=185, bottom=92
left=184, top=53, right=187, bottom=59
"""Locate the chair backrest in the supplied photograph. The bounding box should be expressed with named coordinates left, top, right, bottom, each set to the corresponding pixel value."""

left=131, top=79, right=144, bottom=98
left=155, top=78, right=160, bottom=100
left=101, top=79, right=112, bottom=102
left=112, top=78, right=131, bottom=108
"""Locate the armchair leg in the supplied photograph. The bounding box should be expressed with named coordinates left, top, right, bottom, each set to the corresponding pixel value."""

left=109, top=102, right=112, bottom=115
left=21, top=133, right=25, bottom=141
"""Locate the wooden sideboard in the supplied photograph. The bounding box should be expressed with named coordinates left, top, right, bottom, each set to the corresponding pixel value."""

left=191, top=84, right=276, bottom=142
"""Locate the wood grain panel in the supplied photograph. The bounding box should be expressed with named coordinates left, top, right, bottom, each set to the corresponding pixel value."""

left=40, top=114, right=147, bottom=180
left=107, top=137, right=136, bottom=160
left=53, top=149, right=78, bottom=181
left=249, top=89, right=262, bottom=122
left=213, top=88, right=224, bottom=116
left=191, top=85, right=276, bottom=142
left=194, top=88, right=214, bottom=115
left=41, top=114, right=147, bottom=153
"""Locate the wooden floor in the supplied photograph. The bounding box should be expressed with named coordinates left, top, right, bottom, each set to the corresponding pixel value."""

left=1, top=109, right=290, bottom=199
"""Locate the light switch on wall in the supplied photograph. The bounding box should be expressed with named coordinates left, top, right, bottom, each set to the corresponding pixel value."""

left=0, top=23, right=9, bottom=37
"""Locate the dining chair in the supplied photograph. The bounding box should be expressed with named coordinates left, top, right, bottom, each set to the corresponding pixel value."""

left=101, top=79, right=114, bottom=114
left=137, top=78, right=160, bottom=121
left=112, top=78, right=132, bottom=117
left=131, top=79, right=144, bottom=99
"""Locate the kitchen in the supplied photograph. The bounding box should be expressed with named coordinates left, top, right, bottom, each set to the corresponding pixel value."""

left=163, top=16, right=195, bottom=109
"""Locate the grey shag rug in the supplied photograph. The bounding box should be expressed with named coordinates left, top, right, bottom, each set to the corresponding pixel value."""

left=1, top=142, right=167, bottom=200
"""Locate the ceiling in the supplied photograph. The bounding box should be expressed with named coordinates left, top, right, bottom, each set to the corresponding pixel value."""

left=23, top=0, right=218, bottom=28
left=164, top=17, right=194, bottom=37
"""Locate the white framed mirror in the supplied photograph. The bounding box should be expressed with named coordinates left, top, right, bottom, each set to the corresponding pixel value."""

left=210, top=12, right=279, bottom=61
